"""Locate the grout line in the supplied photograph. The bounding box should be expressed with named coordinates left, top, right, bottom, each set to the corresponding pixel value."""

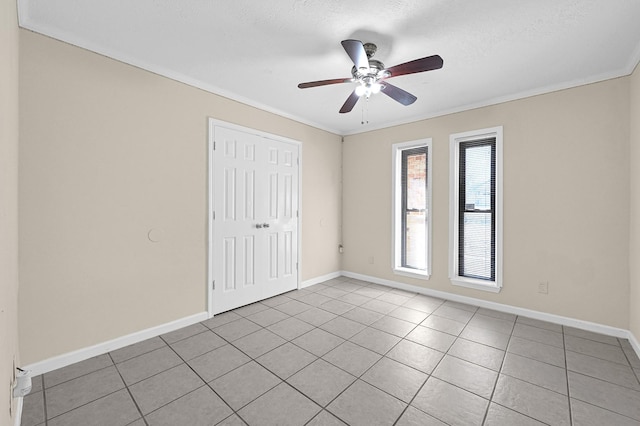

left=40, top=364, right=132, bottom=424
left=108, top=352, right=149, bottom=426
left=303, top=410, right=326, bottom=426
left=563, top=326, right=574, bottom=426
left=44, top=386, right=130, bottom=424
left=398, top=345, right=450, bottom=425
left=110, top=338, right=169, bottom=365
left=482, top=316, right=511, bottom=425
left=483, top=314, right=560, bottom=425
left=40, top=358, right=114, bottom=391
left=563, top=370, right=640, bottom=423
left=42, top=375, right=48, bottom=426
left=160, top=325, right=211, bottom=346
left=460, top=312, right=571, bottom=424
left=619, top=337, right=640, bottom=377
left=159, top=332, right=248, bottom=424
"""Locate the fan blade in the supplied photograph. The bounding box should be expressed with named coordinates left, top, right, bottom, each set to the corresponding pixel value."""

left=298, top=78, right=353, bottom=89
left=341, top=39, right=369, bottom=71
left=385, top=55, right=443, bottom=78
left=339, top=90, right=360, bottom=113
left=380, top=82, right=417, bottom=106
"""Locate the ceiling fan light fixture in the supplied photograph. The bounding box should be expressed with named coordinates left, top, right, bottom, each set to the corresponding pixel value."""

left=355, top=82, right=382, bottom=98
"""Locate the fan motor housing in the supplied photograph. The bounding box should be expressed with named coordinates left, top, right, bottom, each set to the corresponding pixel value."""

left=351, top=59, right=388, bottom=81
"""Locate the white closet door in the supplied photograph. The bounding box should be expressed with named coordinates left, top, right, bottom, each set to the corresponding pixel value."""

left=211, top=125, right=299, bottom=314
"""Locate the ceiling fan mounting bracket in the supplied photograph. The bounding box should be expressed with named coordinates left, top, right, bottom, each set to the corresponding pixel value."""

left=363, top=42, right=377, bottom=59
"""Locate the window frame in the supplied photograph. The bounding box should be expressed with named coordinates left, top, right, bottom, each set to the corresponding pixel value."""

left=449, top=127, right=503, bottom=292
left=392, top=138, right=432, bottom=280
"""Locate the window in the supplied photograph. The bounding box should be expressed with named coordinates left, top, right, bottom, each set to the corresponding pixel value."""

left=449, top=127, right=503, bottom=292
left=392, top=139, right=432, bottom=279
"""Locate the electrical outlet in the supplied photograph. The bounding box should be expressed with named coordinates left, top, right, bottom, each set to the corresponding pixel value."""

left=368, top=256, right=374, bottom=264
left=538, top=281, right=549, bottom=294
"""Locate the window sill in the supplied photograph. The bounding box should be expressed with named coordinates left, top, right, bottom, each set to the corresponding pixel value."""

left=450, top=276, right=501, bottom=293
left=394, top=267, right=430, bottom=280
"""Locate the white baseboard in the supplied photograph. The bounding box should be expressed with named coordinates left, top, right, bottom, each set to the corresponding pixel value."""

left=20, top=271, right=640, bottom=379
left=301, top=271, right=342, bottom=289
left=342, top=270, right=637, bottom=347
left=23, top=311, right=208, bottom=377
left=22, top=270, right=341, bottom=378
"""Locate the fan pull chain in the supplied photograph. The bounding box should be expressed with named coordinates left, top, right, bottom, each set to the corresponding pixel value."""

left=361, top=97, right=370, bottom=125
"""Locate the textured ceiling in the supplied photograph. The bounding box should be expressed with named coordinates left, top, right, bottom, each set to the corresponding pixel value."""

left=18, top=0, right=640, bottom=135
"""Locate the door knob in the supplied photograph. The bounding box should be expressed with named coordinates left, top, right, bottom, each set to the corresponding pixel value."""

left=256, top=224, right=263, bottom=229
left=263, top=223, right=270, bottom=228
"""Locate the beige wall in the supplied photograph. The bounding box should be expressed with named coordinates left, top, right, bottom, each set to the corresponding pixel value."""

left=17, top=25, right=640, bottom=367
left=1, top=0, right=20, bottom=423
left=19, top=30, right=342, bottom=364
left=343, top=78, right=631, bottom=328
left=630, top=64, right=640, bottom=340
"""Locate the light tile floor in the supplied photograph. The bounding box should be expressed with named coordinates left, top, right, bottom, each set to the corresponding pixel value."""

left=21, top=277, right=640, bottom=426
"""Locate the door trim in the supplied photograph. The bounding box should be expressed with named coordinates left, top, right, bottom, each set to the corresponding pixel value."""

left=207, top=118, right=302, bottom=317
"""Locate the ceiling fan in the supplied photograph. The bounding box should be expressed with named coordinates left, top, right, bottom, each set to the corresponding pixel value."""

left=298, top=39, right=444, bottom=113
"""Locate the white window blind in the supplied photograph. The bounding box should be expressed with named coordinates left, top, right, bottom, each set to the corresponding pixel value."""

left=449, top=127, right=503, bottom=292
left=458, top=139, right=496, bottom=281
